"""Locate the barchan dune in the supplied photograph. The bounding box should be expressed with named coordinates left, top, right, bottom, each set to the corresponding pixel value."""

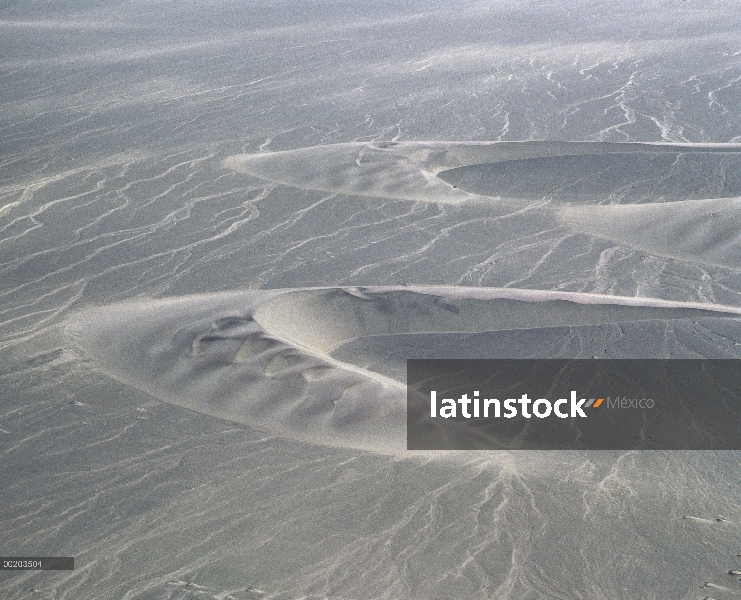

left=8, top=2, right=741, bottom=597
left=67, top=286, right=741, bottom=453
left=225, top=140, right=741, bottom=270
left=65, top=140, right=741, bottom=452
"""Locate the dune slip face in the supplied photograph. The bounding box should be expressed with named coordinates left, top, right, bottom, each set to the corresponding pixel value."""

left=226, top=140, right=741, bottom=271
left=66, top=285, right=741, bottom=454
left=7, top=3, right=741, bottom=598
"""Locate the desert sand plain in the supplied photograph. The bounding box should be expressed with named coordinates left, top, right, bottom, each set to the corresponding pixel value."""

left=3, top=1, right=741, bottom=598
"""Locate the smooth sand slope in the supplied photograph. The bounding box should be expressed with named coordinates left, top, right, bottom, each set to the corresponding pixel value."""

left=226, top=140, right=741, bottom=271
left=67, top=286, right=741, bottom=453
left=6, top=4, right=741, bottom=597
left=560, top=197, right=741, bottom=270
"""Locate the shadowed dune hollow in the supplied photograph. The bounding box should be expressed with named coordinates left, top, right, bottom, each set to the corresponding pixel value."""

left=67, top=286, right=741, bottom=453
left=226, top=141, right=741, bottom=270
left=436, top=152, right=741, bottom=203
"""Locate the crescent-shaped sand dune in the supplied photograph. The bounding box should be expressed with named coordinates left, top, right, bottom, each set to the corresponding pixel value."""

left=10, top=4, right=741, bottom=598
left=66, top=286, right=741, bottom=453
left=224, top=140, right=741, bottom=204
left=225, top=141, right=741, bottom=270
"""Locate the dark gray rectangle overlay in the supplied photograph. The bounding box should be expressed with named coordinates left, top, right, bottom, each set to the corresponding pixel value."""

left=0, top=557, right=74, bottom=570
left=407, top=360, right=741, bottom=450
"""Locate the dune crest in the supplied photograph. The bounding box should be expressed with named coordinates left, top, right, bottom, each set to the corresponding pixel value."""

left=225, top=141, right=741, bottom=270
left=224, top=140, right=741, bottom=204
left=67, top=286, right=741, bottom=453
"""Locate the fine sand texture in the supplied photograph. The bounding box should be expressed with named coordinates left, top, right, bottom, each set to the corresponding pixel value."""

left=225, top=140, right=741, bottom=204
left=67, top=286, right=741, bottom=453
left=5, top=2, right=741, bottom=598
left=226, top=140, right=741, bottom=270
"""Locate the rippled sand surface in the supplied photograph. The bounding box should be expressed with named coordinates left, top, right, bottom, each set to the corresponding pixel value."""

left=3, top=1, right=741, bottom=598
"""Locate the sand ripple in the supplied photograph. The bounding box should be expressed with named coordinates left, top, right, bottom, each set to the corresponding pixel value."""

left=66, top=286, right=741, bottom=453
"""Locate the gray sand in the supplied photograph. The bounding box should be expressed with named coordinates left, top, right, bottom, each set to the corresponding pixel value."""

left=3, top=0, right=741, bottom=598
